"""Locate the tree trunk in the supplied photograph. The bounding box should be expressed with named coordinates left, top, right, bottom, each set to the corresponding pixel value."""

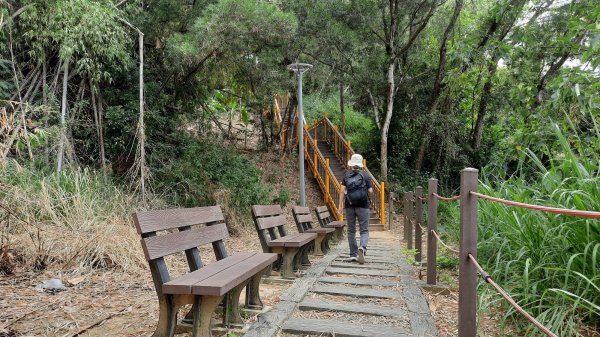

left=471, top=59, right=498, bottom=150
left=380, top=61, right=395, bottom=182
left=57, top=59, right=69, bottom=172
left=339, top=82, right=345, bottom=136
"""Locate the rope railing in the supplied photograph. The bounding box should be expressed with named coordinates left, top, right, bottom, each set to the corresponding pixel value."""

left=468, top=254, right=559, bottom=337
left=470, top=191, right=600, bottom=218
left=431, top=229, right=459, bottom=254
left=398, top=169, right=591, bottom=337
left=433, top=192, right=462, bottom=201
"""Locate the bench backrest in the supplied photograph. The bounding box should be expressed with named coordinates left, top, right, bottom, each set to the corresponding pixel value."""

left=315, top=205, right=334, bottom=227
left=251, top=205, right=288, bottom=252
left=133, top=206, right=229, bottom=293
left=292, top=206, right=316, bottom=233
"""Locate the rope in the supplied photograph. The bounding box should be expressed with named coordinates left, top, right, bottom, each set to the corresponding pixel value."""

left=418, top=196, right=427, bottom=201
left=431, top=230, right=459, bottom=254
left=433, top=193, right=462, bottom=201
left=467, top=254, right=558, bottom=337
left=470, top=192, right=600, bottom=219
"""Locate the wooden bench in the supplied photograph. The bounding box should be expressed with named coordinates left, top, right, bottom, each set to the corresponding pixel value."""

left=133, top=206, right=277, bottom=337
left=292, top=206, right=335, bottom=255
left=251, top=205, right=317, bottom=279
left=315, top=205, right=346, bottom=241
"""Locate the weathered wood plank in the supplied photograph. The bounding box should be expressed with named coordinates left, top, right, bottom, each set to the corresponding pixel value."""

left=134, top=206, right=224, bottom=234
left=282, top=318, right=411, bottom=337
left=142, top=223, right=228, bottom=260
left=312, top=285, right=401, bottom=299
left=252, top=204, right=283, bottom=217
left=318, top=276, right=400, bottom=287
left=299, top=299, right=407, bottom=318
left=325, top=267, right=398, bottom=277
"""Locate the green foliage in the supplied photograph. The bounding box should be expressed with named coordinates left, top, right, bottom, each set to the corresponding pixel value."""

left=304, top=93, right=378, bottom=159
left=477, top=125, right=599, bottom=335
left=155, top=139, right=270, bottom=222
left=272, top=189, right=290, bottom=207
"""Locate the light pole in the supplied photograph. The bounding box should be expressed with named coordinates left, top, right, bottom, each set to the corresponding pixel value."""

left=287, top=62, right=313, bottom=207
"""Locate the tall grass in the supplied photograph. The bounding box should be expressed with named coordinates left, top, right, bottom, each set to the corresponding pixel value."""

left=0, top=159, right=151, bottom=273
left=477, top=124, right=599, bottom=335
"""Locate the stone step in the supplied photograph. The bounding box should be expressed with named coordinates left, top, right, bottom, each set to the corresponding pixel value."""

left=318, top=276, right=400, bottom=287
left=298, top=299, right=407, bottom=318
left=282, top=318, right=411, bottom=337
left=370, top=223, right=386, bottom=231
left=312, top=284, right=401, bottom=299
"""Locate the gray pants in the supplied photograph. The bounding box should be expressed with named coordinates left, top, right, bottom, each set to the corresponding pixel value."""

left=345, top=207, right=369, bottom=257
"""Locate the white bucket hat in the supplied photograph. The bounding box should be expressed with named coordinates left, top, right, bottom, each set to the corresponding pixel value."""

left=347, top=153, right=364, bottom=168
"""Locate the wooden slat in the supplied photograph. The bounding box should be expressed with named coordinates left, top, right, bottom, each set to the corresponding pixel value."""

left=292, top=206, right=310, bottom=215
left=283, top=233, right=317, bottom=247
left=295, top=214, right=313, bottom=223
left=306, top=228, right=335, bottom=234
left=133, top=206, right=224, bottom=234
left=252, top=205, right=283, bottom=217
left=325, top=220, right=345, bottom=228
left=192, top=253, right=278, bottom=296
left=141, top=223, right=228, bottom=260
left=316, top=206, right=328, bottom=213
left=256, top=215, right=286, bottom=230
left=162, top=252, right=255, bottom=294
left=317, top=210, right=330, bottom=219
left=267, top=233, right=303, bottom=247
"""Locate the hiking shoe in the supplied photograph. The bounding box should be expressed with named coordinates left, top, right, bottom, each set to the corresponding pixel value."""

left=357, top=247, right=365, bottom=264
left=346, top=256, right=358, bottom=262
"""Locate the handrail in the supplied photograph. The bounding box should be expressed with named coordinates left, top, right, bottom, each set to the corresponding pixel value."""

left=316, top=117, right=385, bottom=223
left=471, top=191, right=600, bottom=218
left=399, top=171, right=591, bottom=337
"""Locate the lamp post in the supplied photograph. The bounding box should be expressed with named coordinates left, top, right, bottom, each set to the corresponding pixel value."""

left=287, top=62, right=313, bottom=207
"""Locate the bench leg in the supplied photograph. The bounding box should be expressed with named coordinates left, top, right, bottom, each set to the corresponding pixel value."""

left=191, top=295, right=223, bottom=337
left=245, top=267, right=268, bottom=309
left=300, top=245, right=311, bottom=266
left=152, top=296, right=178, bottom=337
left=224, top=281, right=249, bottom=328
left=282, top=247, right=299, bottom=278
left=312, top=234, right=325, bottom=256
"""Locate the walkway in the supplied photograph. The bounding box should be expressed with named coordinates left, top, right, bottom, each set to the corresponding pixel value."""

left=245, top=231, right=437, bottom=337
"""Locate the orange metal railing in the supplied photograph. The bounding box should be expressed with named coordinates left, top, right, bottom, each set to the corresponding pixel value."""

left=271, top=94, right=385, bottom=225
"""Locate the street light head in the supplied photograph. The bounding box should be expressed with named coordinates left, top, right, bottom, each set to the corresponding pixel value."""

left=287, top=62, right=313, bottom=74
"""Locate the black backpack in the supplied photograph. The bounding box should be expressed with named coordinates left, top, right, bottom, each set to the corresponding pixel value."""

left=345, top=171, right=368, bottom=206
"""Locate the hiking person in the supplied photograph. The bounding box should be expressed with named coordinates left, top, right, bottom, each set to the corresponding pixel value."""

left=338, top=153, right=373, bottom=264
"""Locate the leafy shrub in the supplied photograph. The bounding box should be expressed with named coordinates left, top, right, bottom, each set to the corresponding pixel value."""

left=155, top=138, right=270, bottom=225
left=476, top=124, right=599, bottom=335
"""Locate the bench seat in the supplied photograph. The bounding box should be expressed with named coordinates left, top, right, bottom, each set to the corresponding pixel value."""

left=163, top=252, right=277, bottom=296
left=325, top=220, right=345, bottom=228
left=267, top=233, right=318, bottom=247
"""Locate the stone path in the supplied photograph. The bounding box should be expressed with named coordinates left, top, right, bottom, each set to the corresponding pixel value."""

left=244, top=231, right=438, bottom=337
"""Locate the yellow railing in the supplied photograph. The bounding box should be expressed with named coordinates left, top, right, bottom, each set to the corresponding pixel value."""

left=311, top=117, right=385, bottom=224
left=304, top=122, right=345, bottom=221
left=271, top=94, right=385, bottom=225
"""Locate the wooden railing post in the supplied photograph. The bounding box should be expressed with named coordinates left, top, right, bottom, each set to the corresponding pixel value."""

left=415, top=186, right=423, bottom=263
left=380, top=181, right=385, bottom=225
left=313, top=139, right=318, bottom=175
left=459, top=168, right=479, bottom=337
left=427, top=178, right=438, bottom=285
left=347, top=140, right=352, bottom=161
left=403, top=192, right=409, bottom=241
left=388, top=192, right=395, bottom=231
left=407, top=191, right=414, bottom=249
left=334, top=126, right=338, bottom=155
left=325, top=159, right=330, bottom=203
